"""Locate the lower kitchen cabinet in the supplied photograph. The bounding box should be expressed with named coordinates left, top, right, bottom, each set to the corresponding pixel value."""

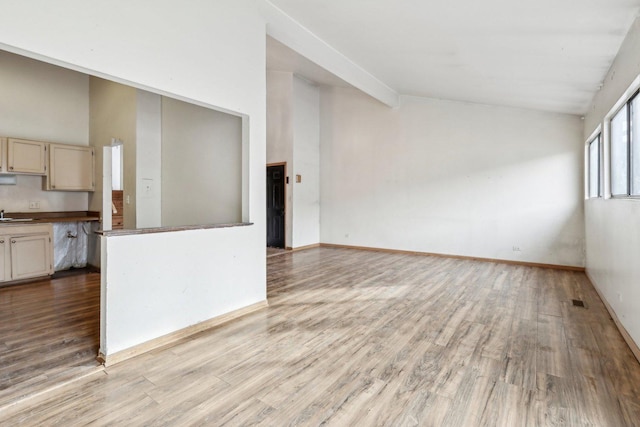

left=0, top=224, right=53, bottom=283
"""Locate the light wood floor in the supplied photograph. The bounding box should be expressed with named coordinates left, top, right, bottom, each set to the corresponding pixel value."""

left=267, top=247, right=288, bottom=257
left=0, top=272, right=101, bottom=409
left=2, top=247, right=640, bottom=425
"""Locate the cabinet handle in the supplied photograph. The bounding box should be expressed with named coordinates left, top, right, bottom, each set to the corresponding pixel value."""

left=11, top=240, right=16, bottom=244
left=52, top=185, right=56, bottom=189
left=9, top=166, right=13, bottom=171
left=0, top=240, right=4, bottom=244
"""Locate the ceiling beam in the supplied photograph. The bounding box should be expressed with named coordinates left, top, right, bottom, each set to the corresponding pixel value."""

left=259, top=1, right=400, bottom=108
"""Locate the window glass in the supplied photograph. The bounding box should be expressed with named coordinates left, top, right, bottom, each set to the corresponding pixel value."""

left=631, top=96, right=640, bottom=195
left=611, top=104, right=629, bottom=196
left=588, top=136, right=600, bottom=198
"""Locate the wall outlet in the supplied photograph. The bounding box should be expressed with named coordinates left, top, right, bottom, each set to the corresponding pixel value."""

left=126, top=195, right=130, bottom=205
left=29, top=201, right=40, bottom=209
left=512, top=246, right=521, bottom=252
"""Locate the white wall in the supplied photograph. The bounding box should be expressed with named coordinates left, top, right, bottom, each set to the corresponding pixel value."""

left=292, top=76, right=320, bottom=247
left=584, top=18, right=640, bottom=349
left=0, top=50, right=89, bottom=212
left=161, top=97, right=243, bottom=227
left=103, top=225, right=262, bottom=354
left=266, top=72, right=320, bottom=248
left=266, top=70, right=294, bottom=247
left=320, top=87, right=585, bottom=267
left=136, top=90, right=162, bottom=228
left=0, top=0, right=267, bottom=357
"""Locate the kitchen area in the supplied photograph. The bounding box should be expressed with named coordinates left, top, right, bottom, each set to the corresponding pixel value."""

left=0, top=50, right=105, bottom=408
left=0, top=45, right=246, bottom=406
left=0, top=137, right=99, bottom=285
left=0, top=46, right=105, bottom=288
left=0, top=133, right=103, bottom=411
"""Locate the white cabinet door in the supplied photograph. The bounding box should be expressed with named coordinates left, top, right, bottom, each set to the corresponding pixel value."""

left=10, top=234, right=52, bottom=280
left=7, top=138, right=47, bottom=175
left=48, top=144, right=95, bottom=191
left=0, top=237, right=8, bottom=282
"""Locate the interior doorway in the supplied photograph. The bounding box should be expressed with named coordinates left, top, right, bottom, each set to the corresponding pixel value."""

left=266, top=163, right=286, bottom=249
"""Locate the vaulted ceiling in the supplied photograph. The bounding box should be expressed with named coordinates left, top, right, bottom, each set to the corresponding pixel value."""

left=266, top=0, right=640, bottom=115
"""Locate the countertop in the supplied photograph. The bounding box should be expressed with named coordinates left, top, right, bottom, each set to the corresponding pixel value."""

left=97, top=222, right=253, bottom=236
left=1, top=211, right=100, bottom=224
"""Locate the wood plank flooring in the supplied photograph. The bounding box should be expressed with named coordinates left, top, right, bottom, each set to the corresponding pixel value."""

left=0, top=272, right=101, bottom=409
left=267, top=247, right=287, bottom=257
left=2, top=247, right=640, bottom=425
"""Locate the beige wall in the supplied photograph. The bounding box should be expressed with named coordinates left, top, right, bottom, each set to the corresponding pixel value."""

left=0, top=50, right=89, bottom=212
left=88, top=77, right=137, bottom=229
left=161, top=97, right=243, bottom=227
left=89, top=79, right=242, bottom=230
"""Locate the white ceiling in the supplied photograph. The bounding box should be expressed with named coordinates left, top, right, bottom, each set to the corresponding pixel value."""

left=266, top=0, right=640, bottom=115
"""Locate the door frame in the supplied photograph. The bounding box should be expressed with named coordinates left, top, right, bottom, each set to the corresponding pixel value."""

left=267, top=162, right=287, bottom=248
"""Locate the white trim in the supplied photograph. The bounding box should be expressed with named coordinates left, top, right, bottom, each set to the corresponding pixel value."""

left=585, top=125, right=602, bottom=200
left=100, top=300, right=268, bottom=366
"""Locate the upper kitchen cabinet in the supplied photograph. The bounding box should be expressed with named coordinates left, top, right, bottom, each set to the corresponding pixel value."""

left=7, top=138, right=47, bottom=175
left=46, top=143, right=95, bottom=191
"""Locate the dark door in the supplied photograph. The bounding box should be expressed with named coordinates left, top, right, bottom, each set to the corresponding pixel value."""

left=267, top=165, right=285, bottom=248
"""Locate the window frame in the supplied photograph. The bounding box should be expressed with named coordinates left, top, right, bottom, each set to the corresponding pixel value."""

left=609, top=90, right=640, bottom=199
left=587, top=133, right=601, bottom=199
left=630, top=93, right=640, bottom=196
